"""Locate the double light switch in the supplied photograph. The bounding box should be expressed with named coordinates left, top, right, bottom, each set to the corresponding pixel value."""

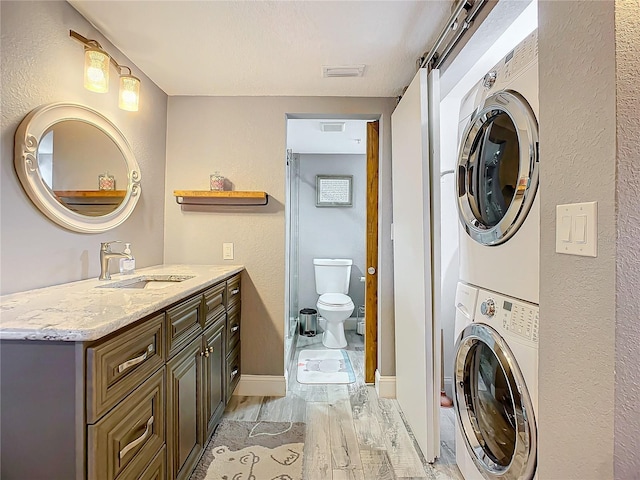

left=555, top=202, right=597, bottom=257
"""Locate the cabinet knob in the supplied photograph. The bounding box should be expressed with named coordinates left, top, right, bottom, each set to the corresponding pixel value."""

left=201, top=350, right=209, bottom=358
left=209, top=346, right=214, bottom=353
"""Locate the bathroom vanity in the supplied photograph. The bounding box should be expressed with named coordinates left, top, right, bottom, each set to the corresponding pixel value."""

left=0, top=264, right=243, bottom=480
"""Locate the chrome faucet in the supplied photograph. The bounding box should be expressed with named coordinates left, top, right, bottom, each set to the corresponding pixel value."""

left=99, top=241, right=133, bottom=280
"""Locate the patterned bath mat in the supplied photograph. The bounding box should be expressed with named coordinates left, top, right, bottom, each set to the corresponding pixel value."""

left=296, top=349, right=356, bottom=384
left=190, top=420, right=305, bottom=480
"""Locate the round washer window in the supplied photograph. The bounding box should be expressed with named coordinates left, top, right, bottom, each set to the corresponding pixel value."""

left=454, top=323, right=537, bottom=480
left=457, top=90, right=538, bottom=246
left=468, top=111, right=520, bottom=228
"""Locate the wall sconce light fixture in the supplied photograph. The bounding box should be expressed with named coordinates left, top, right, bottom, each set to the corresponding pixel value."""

left=70, top=30, right=140, bottom=112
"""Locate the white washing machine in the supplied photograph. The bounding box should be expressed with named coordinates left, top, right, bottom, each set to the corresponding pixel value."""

left=456, top=31, right=539, bottom=305
left=453, top=282, right=539, bottom=480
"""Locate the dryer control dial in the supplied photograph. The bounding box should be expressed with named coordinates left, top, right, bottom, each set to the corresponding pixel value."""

left=482, top=71, right=497, bottom=89
left=481, top=299, right=496, bottom=317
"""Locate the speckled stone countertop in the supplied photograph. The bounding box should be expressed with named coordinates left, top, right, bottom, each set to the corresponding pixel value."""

left=0, top=264, right=244, bottom=342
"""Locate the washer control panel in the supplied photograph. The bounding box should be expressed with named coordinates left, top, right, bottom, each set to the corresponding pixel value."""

left=500, top=299, right=539, bottom=343
left=477, top=291, right=539, bottom=344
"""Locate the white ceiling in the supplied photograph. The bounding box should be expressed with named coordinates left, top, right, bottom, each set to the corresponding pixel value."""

left=68, top=0, right=453, bottom=97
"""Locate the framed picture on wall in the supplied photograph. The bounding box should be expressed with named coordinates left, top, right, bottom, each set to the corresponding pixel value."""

left=316, top=175, right=353, bottom=207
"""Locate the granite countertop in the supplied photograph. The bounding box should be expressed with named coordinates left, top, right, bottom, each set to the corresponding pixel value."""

left=0, top=264, right=244, bottom=342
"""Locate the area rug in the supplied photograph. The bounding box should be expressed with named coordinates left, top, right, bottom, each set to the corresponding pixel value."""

left=296, top=349, right=356, bottom=384
left=190, top=420, right=305, bottom=480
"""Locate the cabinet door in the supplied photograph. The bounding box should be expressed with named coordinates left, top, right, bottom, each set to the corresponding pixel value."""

left=166, top=337, right=203, bottom=480
left=203, top=319, right=226, bottom=440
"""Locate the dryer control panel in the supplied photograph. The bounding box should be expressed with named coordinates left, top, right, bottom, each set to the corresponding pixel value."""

left=477, top=290, right=539, bottom=344
left=482, top=30, right=538, bottom=92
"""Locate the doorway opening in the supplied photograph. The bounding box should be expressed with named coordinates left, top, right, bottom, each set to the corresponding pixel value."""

left=284, top=116, right=379, bottom=388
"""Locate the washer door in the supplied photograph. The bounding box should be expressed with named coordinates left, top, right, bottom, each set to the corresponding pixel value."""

left=456, top=90, right=538, bottom=245
left=454, top=323, right=537, bottom=480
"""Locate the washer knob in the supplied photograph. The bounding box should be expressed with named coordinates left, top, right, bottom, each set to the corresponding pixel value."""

left=481, top=299, right=496, bottom=317
left=483, top=71, right=497, bottom=89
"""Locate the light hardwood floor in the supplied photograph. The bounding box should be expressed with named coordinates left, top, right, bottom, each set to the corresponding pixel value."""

left=214, top=331, right=463, bottom=480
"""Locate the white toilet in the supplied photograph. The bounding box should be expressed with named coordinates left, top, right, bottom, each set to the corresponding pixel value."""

left=314, top=258, right=355, bottom=349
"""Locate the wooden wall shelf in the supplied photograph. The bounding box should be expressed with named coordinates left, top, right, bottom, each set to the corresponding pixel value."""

left=173, top=190, right=269, bottom=206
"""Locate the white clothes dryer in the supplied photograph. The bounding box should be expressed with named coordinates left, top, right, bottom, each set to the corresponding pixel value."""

left=453, top=283, right=539, bottom=480
left=456, top=31, right=539, bottom=304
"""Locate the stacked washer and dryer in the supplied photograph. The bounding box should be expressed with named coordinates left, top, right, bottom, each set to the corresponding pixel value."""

left=453, top=31, right=540, bottom=480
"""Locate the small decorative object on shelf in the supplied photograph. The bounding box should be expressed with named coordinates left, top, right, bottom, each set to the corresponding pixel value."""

left=210, top=171, right=225, bottom=191
left=98, top=172, right=115, bottom=191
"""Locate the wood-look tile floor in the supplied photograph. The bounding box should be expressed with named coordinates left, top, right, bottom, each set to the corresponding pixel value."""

left=215, top=331, right=464, bottom=480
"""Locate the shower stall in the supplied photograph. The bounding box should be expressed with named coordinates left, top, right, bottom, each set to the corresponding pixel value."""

left=284, top=150, right=300, bottom=370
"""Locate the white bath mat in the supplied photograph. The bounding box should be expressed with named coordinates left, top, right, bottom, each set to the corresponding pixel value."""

left=296, top=349, right=356, bottom=384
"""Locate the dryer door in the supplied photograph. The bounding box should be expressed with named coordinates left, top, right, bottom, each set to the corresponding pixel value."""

left=454, top=323, right=537, bottom=480
left=456, top=90, right=538, bottom=246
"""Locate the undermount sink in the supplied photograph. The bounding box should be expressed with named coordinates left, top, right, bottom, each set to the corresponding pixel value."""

left=97, top=275, right=195, bottom=290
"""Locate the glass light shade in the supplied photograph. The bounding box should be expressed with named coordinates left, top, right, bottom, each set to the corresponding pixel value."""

left=84, top=47, right=110, bottom=93
left=119, top=74, right=140, bottom=111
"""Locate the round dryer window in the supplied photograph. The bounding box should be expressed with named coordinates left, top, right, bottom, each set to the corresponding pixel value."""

left=457, top=90, right=539, bottom=245
left=454, top=323, right=537, bottom=480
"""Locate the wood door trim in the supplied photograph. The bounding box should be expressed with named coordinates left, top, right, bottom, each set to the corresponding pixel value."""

left=365, top=120, right=379, bottom=384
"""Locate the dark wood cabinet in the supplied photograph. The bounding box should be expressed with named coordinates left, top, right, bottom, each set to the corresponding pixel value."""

left=0, top=270, right=242, bottom=480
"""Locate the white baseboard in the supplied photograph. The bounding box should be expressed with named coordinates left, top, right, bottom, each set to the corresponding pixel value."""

left=375, top=369, right=396, bottom=398
left=233, top=375, right=287, bottom=397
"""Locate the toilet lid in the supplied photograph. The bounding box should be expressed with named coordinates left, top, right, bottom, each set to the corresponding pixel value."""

left=318, top=293, right=352, bottom=307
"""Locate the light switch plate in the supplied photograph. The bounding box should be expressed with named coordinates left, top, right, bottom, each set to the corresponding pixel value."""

left=223, top=242, right=234, bottom=260
left=555, top=202, right=597, bottom=257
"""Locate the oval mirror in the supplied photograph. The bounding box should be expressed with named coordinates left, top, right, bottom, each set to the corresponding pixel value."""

left=14, top=103, right=141, bottom=233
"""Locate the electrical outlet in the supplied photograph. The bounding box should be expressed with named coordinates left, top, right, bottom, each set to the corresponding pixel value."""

left=223, top=242, right=234, bottom=260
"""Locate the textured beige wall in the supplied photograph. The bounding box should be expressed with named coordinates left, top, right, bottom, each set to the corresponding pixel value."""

left=614, top=1, right=640, bottom=477
left=538, top=1, right=616, bottom=478
left=165, top=96, right=396, bottom=376
left=0, top=1, right=167, bottom=295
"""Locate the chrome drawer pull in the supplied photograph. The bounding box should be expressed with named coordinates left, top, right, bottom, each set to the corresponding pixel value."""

left=230, top=367, right=239, bottom=380
left=230, top=325, right=239, bottom=334
left=230, top=288, right=240, bottom=295
left=119, top=415, right=153, bottom=459
left=118, top=344, right=154, bottom=373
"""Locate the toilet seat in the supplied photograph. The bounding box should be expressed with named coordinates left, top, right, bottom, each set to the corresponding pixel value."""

left=318, top=293, right=352, bottom=307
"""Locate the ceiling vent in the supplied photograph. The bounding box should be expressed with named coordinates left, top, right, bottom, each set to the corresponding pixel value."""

left=322, top=65, right=366, bottom=78
left=320, top=122, right=346, bottom=133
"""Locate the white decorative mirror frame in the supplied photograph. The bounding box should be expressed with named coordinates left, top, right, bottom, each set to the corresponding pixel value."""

left=14, top=103, right=141, bottom=233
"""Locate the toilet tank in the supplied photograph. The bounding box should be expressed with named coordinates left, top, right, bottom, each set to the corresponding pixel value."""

left=313, top=258, right=352, bottom=294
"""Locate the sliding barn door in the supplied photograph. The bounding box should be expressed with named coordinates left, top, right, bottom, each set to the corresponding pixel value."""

left=391, top=68, right=441, bottom=462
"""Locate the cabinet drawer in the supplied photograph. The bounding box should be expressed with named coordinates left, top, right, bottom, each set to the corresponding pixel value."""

left=88, top=368, right=165, bottom=480
left=87, top=314, right=165, bottom=423
left=227, top=305, right=241, bottom=354
left=226, top=274, right=241, bottom=310
left=167, top=295, right=202, bottom=357
left=226, top=344, right=241, bottom=403
left=203, top=281, right=226, bottom=328
left=136, top=445, right=166, bottom=480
